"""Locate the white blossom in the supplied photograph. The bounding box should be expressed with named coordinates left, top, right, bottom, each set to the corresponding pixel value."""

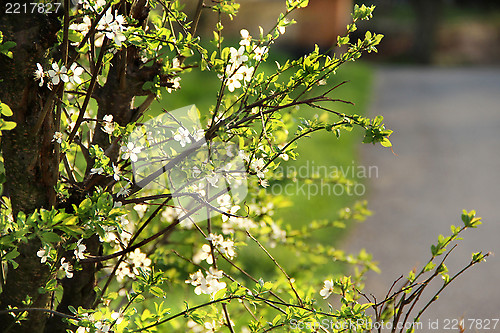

left=253, top=46, right=268, bottom=61
left=69, top=15, right=92, bottom=40
left=192, top=244, right=213, bottom=264
left=191, top=166, right=202, bottom=178
left=78, top=0, right=106, bottom=11
left=52, top=131, right=63, bottom=144
left=172, top=57, right=181, bottom=69
left=204, top=320, right=217, bottom=332
left=226, top=71, right=243, bottom=92
left=120, top=142, right=142, bottom=162
left=187, top=320, right=205, bottom=333
left=217, top=193, right=232, bottom=210
left=206, top=233, right=236, bottom=259
left=185, top=268, right=226, bottom=296
left=47, top=62, right=68, bottom=85
left=37, top=247, right=49, bottom=264
left=277, top=19, right=290, bottom=35
left=192, top=128, right=205, bottom=142
left=251, top=158, right=267, bottom=179
left=110, top=311, right=124, bottom=325
left=269, top=222, right=286, bottom=248
left=74, top=239, right=87, bottom=260
left=320, top=279, right=334, bottom=299
left=206, top=233, right=224, bottom=245
left=239, top=29, right=252, bottom=47
left=133, top=203, right=148, bottom=218
left=222, top=216, right=256, bottom=235
left=229, top=46, right=248, bottom=66
left=68, top=62, right=84, bottom=85
left=173, top=127, right=192, bottom=147
left=238, top=150, right=250, bottom=162
left=115, top=261, right=133, bottom=281
left=237, top=65, right=254, bottom=83
left=90, top=167, right=104, bottom=175
left=34, top=63, right=44, bottom=87
left=166, top=76, right=181, bottom=93
left=207, top=266, right=224, bottom=280
left=278, top=143, right=289, bottom=161
left=218, top=239, right=235, bottom=259
left=102, top=114, right=115, bottom=134
left=129, top=248, right=152, bottom=275
left=94, top=321, right=110, bottom=333
left=161, top=206, right=180, bottom=223
left=259, top=179, right=269, bottom=188
left=60, top=257, right=74, bottom=279
left=112, top=164, right=120, bottom=181
left=221, top=204, right=240, bottom=223
left=206, top=172, right=220, bottom=188
left=117, top=185, right=130, bottom=197
left=98, top=9, right=127, bottom=47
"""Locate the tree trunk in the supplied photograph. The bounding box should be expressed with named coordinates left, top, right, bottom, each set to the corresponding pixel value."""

left=0, top=6, right=61, bottom=333
left=410, top=0, right=445, bottom=64
left=0, top=2, right=160, bottom=331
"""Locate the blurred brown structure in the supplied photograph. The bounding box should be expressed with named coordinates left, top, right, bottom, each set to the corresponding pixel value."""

left=351, top=0, right=500, bottom=65
left=294, top=0, right=353, bottom=50
left=410, top=0, right=444, bottom=63
left=184, top=0, right=353, bottom=51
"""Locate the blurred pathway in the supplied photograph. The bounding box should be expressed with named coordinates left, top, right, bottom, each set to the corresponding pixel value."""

left=345, top=67, right=500, bottom=331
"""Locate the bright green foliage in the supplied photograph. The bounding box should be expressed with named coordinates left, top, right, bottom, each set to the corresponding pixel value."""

left=0, top=1, right=488, bottom=332
left=0, top=100, right=16, bottom=133
left=0, top=32, right=15, bottom=59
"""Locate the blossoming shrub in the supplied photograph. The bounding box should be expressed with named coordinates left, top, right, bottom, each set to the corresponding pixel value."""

left=0, top=1, right=488, bottom=332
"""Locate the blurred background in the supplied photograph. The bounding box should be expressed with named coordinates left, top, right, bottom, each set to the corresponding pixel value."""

left=186, top=0, right=500, bottom=65
left=175, top=0, right=500, bottom=329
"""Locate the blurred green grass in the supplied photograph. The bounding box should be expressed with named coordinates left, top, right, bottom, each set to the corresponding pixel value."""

left=139, top=56, right=374, bottom=331
left=239, top=61, right=374, bottom=281
left=148, top=58, right=374, bottom=279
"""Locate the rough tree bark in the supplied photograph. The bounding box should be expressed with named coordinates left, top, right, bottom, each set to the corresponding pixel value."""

left=0, top=1, right=175, bottom=331
left=0, top=7, right=61, bottom=333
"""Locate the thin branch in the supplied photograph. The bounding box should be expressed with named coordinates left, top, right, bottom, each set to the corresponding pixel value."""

left=189, top=0, right=205, bottom=36
left=245, top=231, right=304, bottom=307
left=414, top=252, right=490, bottom=322
left=82, top=188, right=230, bottom=263
left=131, top=296, right=241, bottom=332
left=0, top=308, right=78, bottom=320
left=68, top=38, right=109, bottom=143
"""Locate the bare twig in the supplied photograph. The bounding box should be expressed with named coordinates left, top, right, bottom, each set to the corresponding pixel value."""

left=246, top=231, right=304, bottom=307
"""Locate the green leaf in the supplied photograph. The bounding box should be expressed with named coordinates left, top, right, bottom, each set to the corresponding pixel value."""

left=380, top=137, right=392, bottom=147
left=372, top=115, right=383, bottom=126
left=0, top=119, right=16, bottom=131
left=0, top=40, right=16, bottom=58
left=149, top=286, right=165, bottom=298
left=437, top=264, right=448, bottom=275
left=472, top=252, right=486, bottom=263
left=4, top=249, right=20, bottom=261
left=78, top=198, right=92, bottom=213
left=213, top=287, right=226, bottom=300
left=0, top=102, right=13, bottom=116
left=40, top=231, right=61, bottom=243
left=62, top=215, right=78, bottom=226
left=431, top=244, right=438, bottom=256
left=424, top=262, right=436, bottom=272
